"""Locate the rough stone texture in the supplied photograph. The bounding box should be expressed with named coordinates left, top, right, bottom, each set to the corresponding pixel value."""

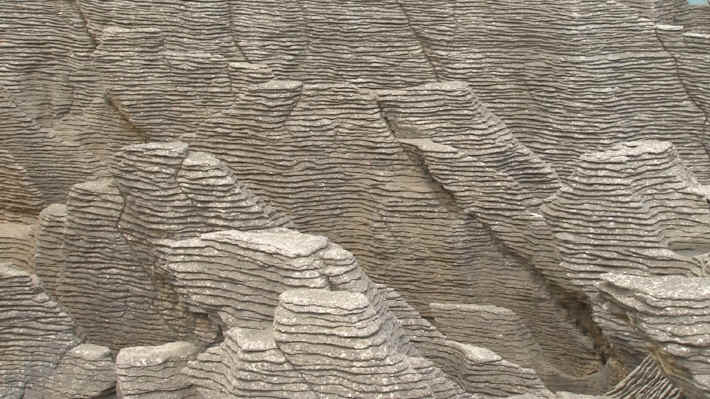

left=185, top=288, right=480, bottom=399
left=3, top=0, right=710, bottom=397
left=426, top=340, right=549, bottom=398
left=605, top=355, right=683, bottom=399
left=37, top=142, right=291, bottom=350
left=38, top=343, right=116, bottom=399
left=542, top=140, right=708, bottom=297
left=430, top=303, right=610, bottom=394
left=0, top=222, right=36, bottom=272
left=599, top=274, right=710, bottom=399
left=0, top=263, right=79, bottom=398
left=116, top=342, right=200, bottom=399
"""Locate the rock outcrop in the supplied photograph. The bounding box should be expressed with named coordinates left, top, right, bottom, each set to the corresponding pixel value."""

left=599, top=274, right=710, bottom=399
left=3, top=0, right=710, bottom=397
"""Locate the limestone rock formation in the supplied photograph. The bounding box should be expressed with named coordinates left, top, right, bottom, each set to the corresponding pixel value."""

left=599, top=274, right=710, bottom=399
left=3, top=0, right=710, bottom=398
left=116, top=342, right=199, bottom=399
left=40, top=344, right=116, bottom=399
left=34, top=142, right=291, bottom=350
left=0, top=263, right=117, bottom=399
left=0, top=263, right=79, bottom=398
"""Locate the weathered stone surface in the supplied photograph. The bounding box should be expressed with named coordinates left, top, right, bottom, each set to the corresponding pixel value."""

left=3, top=1, right=710, bottom=397
left=0, top=263, right=80, bottom=398
left=39, top=343, right=116, bottom=399
left=0, top=223, right=36, bottom=272
left=116, top=341, right=200, bottom=399
left=542, top=140, right=707, bottom=296
left=430, top=303, right=610, bottom=394
left=36, top=142, right=291, bottom=350
left=605, top=355, right=682, bottom=399
left=426, top=340, right=548, bottom=398
left=599, top=273, right=710, bottom=399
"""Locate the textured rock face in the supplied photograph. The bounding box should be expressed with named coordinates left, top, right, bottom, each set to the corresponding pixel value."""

left=0, top=263, right=79, bottom=398
left=3, top=0, right=710, bottom=398
left=542, top=140, right=708, bottom=296
left=32, top=142, right=291, bottom=350
left=0, top=263, right=118, bottom=399
left=599, top=274, right=710, bottom=399
left=116, top=342, right=199, bottom=399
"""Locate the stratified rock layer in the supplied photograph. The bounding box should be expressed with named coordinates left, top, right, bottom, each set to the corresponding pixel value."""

left=0, top=263, right=79, bottom=398
left=37, top=142, right=291, bottom=350
left=599, top=273, right=710, bottom=399
left=116, top=341, right=200, bottom=399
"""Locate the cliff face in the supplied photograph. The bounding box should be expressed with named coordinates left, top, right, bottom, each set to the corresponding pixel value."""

left=1, top=1, right=710, bottom=398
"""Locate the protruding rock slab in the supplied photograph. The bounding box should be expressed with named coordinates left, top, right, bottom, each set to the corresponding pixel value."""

left=39, top=344, right=116, bottom=399
left=599, top=273, right=710, bottom=399
left=116, top=341, right=200, bottom=399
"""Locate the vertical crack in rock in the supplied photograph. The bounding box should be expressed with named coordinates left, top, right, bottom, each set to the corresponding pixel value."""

left=105, top=92, right=149, bottom=144
left=71, top=0, right=98, bottom=49
left=394, top=0, right=440, bottom=80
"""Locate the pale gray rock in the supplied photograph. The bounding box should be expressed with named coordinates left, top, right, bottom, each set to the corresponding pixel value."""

left=605, top=355, right=682, bottom=399
left=0, top=263, right=80, bottom=398
left=116, top=341, right=200, bottom=399
left=3, top=1, right=710, bottom=397
left=599, top=273, right=710, bottom=399
left=426, top=340, right=548, bottom=398
left=38, top=343, right=116, bottom=399
left=0, top=222, right=35, bottom=272
left=430, top=303, right=610, bottom=394
left=36, top=142, right=291, bottom=350
left=542, top=140, right=707, bottom=297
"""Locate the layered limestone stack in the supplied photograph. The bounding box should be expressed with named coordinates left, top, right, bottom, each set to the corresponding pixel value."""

left=57, top=177, right=174, bottom=349
left=429, top=303, right=610, bottom=394
left=37, top=344, right=116, bottom=399
left=153, top=228, right=331, bottom=329
left=54, top=26, right=154, bottom=160
left=231, top=0, right=436, bottom=88
left=542, top=140, right=705, bottom=297
left=0, top=149, right=45, bottom=223
left=657, top=26, right=710, bottom=160
left=272, top=289, right=439, bottom=398
left=396, top=0, right=710, bottom=182
left=542, top=141, right=709, bottom=368
left=186, top=327, right=318, bottom=398
left=0, top=2, right=94, bottom=126
left=184, top=288, right=486, bottom=398
left=76, top=0, right=239, bottom=61
left=377, top=81, right=561, bottom=205
left=398, top=138, right=537, bottom=258
left=192, top=78, right=496, bottom=316
left=116, top=342, right=200, bottom=399
left=157, top=222, right=548, bottom=397
left=34, top=142, right=291, bottom=349
left=0, top=87, right=102, bottom=206
left=396, top=139, right=599, bottom=376
left=112, top=142, right=291, bottom=262
left=192, top=74, right=599, bottom=377
left=598, top=274, right=710, bottom=399
left=0, top=263, right=80, bottom=398
left=605, top=355, right=682, bottom=399
left=102, top=44, right=235, bottom=142
left=427, top=341, right=549, bottom=398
